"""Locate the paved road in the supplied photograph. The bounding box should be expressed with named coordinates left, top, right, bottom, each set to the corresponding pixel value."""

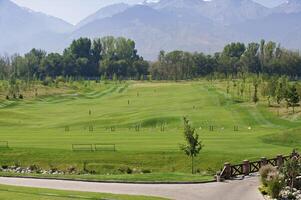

left=0, top=176, right=264, bottom=200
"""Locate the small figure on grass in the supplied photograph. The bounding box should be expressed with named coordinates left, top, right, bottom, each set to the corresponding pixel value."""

left=180, top=117, right=203, bottom=174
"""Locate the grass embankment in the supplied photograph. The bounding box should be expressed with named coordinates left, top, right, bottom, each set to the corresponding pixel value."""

left=0, top=80, right=300, bottom=181
left=0, top=184, right=165, bottom=200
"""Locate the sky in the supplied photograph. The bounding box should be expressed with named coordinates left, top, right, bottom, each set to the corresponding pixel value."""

left=11, top=0, right=287, bottom=25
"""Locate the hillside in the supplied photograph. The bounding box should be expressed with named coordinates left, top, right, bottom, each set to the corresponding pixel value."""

left=1, top=0, right=301, bottom=59
left=0, top=0, right=72, bottom=54
left=70, top=0, right=301, bottom=59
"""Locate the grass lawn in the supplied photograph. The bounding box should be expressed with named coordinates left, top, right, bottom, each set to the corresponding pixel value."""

left=0, top=172, right=214, bottom=183
left=0, top=80, right=300, bottom=181
left=0, top=184, right=166, bottom=200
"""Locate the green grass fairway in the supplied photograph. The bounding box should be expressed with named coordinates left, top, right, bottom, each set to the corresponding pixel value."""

left=0, top=184, right=165, bottom=200
left=0, top=81, right=300, bottom=180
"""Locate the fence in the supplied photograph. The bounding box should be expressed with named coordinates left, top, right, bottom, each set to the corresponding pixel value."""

left=72, top=143, right=116, bottom=152
left=72, top=144, right=94, bottom=151
left=219, top=150, right=300, bottom=180
left=94, top=144, right=116, bottom=152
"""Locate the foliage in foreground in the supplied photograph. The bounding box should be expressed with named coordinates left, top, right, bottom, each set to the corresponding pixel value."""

left=259, top=156, right=301, bottom=199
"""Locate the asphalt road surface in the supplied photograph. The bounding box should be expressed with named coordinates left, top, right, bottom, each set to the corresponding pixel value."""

left=0, top=176, right=264, bottom=200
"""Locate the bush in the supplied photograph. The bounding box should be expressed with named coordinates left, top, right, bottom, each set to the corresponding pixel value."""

left=66, top=166, right=77, bottom=174
left=141, top=169, right=152, bottom=174
left=43, top=76, right=53, bottom=86
left=118, top=166, right=133, bottom=174
left=55, top=76, right=65, bottom=84
left=260, top=165, right=277, bottom=186
left=281, top=157, right=301, bottom=190
left=2, top=165, right=8, bottom=169
left=29, top=164, right=39, bottom=172
left=49, top=164, right=58, bottom=173
left=258, top=185, right=268, bottom=195
left=266, top=171, right=285, bottom=199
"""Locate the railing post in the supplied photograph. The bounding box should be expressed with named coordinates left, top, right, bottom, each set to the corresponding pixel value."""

left=224, top=162, right=231, bottom=179
left=277, top=155, right=284, bottom=167
left=243, top=160, right=250, bottom=176
left=260, top=157, right=267, bottom=167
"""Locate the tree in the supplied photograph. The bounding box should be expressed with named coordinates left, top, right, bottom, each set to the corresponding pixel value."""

left=253, top=77, right=259, bottom=104
left=281, top=157, right=301, bottom=191
left=241, top=42, right=260, bottom=74
left=132, top=59, right=149, bottom=78
left=2, top=39, right=301, bottom=81
left=41, top=53, right=63, bottom=78
left=65, top=38, right=99, bottom=77
left=286, top=84, right=300, bottom=113
left=180, top=117, right=203, bottom=174
left=219, top=42, right=245, bottom=75
left=262, top=77, right=277, bottom=106
left=23, top=48, right=46, bottom=80
left=275, top=77, right=288, bottom=105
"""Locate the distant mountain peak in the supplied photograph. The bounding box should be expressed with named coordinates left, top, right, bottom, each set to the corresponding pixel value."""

left=149, top=0, right=268, bottom=24
left=76, top=3, right=130, bottom=28
left=275, top=0, right=301, bottom=13
left=151, top=0, right=205, bottom=8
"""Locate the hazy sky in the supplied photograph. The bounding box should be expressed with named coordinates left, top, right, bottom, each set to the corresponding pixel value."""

left=11, top=0, right=287, bottom=25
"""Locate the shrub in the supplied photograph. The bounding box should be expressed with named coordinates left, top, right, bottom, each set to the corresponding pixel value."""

left=66, top=166, right=77, bottom=174
left=259, top=165, right=277, bottom=186
left=281, top=157, right=301, bottom=191
left=2, top=165, right=8, bottom=169
left=266, top=171, right=285, bottom=199
left=49, top=164, right=58, bottom=173
left=141, top=169, right=151, bottom=174
left=29, top=164, right=39, bottom=172
left=258, top=185, right=268, bottom=195
left=118, top=166, right=133, bottom=174
left=43, top=76, right=53, bottom=86
left=55, top=76, right=65, bottom=84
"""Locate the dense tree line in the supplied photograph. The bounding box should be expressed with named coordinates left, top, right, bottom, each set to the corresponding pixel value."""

left=1, top=39, right=301, bottom=81
left=150, top=40, right=301, bottom=80
left=0, top=36, right=149, bottom=81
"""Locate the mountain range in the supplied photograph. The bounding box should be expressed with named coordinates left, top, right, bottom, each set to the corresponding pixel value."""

left=0, top=0, right=301, bottom=60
